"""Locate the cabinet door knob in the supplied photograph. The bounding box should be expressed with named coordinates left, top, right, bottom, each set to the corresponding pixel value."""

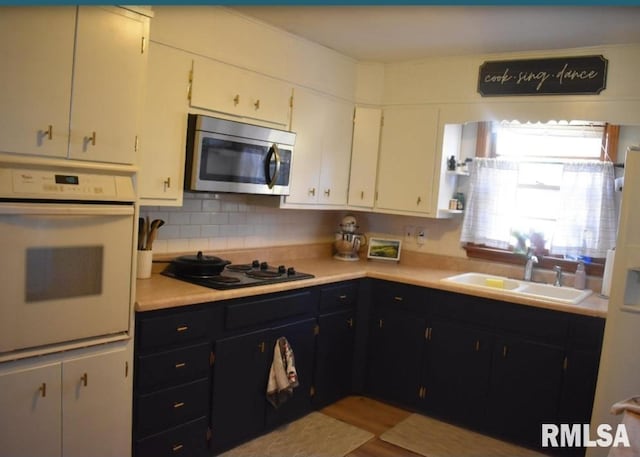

left=39, top=382, right=47, bottom=398
left=233, top=94, right=240, bottom=106
left=258, top=341, right=266, bottom=353
left=42, top=125, right=53, bottom=140
left=163, top=177, right=171, bottom=191
left=475, top=340, right=480, bottom=352
left=360, top=191, right=364, bottom=200
left=81, top=373, right=88, bottom=387
left=324, top=189, right=331, bottom=197
left=308, top=188, right=316, bottom=197
left=254, top=99, right=260, bottom=110
left=85, top=131, right=96, bottom=146
left=417, top=196, right=422, bottom=205
left=346, top=318, right=354, bottom=328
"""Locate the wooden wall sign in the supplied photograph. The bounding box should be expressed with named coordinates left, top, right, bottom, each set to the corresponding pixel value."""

left=478, top=55, right=607, bottom=96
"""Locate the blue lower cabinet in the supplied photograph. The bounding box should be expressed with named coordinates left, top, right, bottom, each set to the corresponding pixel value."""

left=135, top=417, right=209, bottom=457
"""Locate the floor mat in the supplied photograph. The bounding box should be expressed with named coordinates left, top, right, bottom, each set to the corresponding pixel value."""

left=380, top=413, right=548, bottom=457
left=218, top=411, right=375, bottom=457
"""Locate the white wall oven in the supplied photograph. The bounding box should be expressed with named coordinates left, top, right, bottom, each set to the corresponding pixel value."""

left=0, top=164, right=136, bottom=358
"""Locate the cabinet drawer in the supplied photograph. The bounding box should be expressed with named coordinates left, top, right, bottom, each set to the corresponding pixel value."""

left=320, top=282, right=357, bottom=312
left=136, top=343, right=211, bottom=392
left=136, top=378, right=210, bottom=437
left=569, top=315, right=605, bottom=351
left=225, top=291, right=316, bottom=330
left=373, top=281, right=429, bottom=314
left=135, top=416, right=208, bottom=457
left=138, top=309, right=209, bottom=351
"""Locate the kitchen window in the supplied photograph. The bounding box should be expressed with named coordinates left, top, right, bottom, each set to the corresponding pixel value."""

left=461, top=121, right=620, bottom=276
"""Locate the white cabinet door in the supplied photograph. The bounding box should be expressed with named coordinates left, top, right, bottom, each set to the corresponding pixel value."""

left=348, top=107, right=382, bottom=208
left=284, top=88, right=354, bottom=207
left=190, top=57, right=291, bottom=127
left=0, top=362, right=62, bottom=457
left=62, top=346, right=131, bottom=457
left=138, top=42, right=192, bottom=205
left=285, top=88, right=325, bottom=205
left=317, top=98, right=354, bottom=206
left=68, top=7, right=146, bottom=164
left=0, top=7, right=75, bottom=158
left=376, top=106, right=439, bottom=215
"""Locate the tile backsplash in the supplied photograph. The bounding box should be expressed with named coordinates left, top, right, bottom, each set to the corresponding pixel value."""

left=141, top=192, right=340, bottom=254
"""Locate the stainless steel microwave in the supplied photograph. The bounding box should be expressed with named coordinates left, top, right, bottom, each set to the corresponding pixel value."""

left=185, top=114, right=296, bottom=195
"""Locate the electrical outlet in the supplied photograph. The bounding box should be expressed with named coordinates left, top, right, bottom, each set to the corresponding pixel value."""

left=416, top=228, right=426, bottom=245
left=405, top=226, right=416, bottom=242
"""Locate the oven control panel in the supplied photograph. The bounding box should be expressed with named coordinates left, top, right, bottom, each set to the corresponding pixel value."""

left=0, top=167, right=135, bottom=201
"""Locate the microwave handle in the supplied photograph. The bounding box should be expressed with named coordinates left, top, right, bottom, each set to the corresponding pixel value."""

left=265, top=143, right=281, bottom=189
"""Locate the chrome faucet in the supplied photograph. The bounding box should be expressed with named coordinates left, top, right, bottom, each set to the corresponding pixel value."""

left=553, top=265, right=563, bottom=287
left=524, top=249, right=538, bottom=281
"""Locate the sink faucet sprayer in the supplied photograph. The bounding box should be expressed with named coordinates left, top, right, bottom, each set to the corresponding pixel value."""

left=553, top=265, right=563, bottom=287
left=524, top=248, right=538, bottom=281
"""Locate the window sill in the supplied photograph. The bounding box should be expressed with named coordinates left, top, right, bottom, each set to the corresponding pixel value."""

left=463, top=244, right=604, bottom=277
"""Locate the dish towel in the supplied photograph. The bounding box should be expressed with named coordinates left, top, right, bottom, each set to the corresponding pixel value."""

left=266, top=337, right=299, bottom=408
left=608, top=396, right=640, bottom=457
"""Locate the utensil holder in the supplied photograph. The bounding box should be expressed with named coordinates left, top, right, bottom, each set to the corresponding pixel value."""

left=137, top=250, right=153, bottom=279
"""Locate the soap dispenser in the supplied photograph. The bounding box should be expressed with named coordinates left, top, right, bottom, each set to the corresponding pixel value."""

left=574, top=261, right=586, bottom=290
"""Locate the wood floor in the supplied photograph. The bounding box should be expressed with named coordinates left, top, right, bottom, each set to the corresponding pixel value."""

left=320, top=396, right=424, bottom=457
left=320, top=396, right=548, bottom=457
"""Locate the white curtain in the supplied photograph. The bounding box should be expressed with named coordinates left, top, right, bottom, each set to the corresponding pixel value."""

left=460, top=158, right=519, bottom=249
left=461, top=158, right=618, bottom=258
left=550, top=160, right=618, bottom=258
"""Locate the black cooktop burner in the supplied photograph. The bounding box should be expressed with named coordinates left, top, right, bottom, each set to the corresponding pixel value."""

left=162, top=259, right=314, bottom=290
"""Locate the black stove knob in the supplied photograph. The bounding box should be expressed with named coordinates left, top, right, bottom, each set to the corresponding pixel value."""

left=287, top=267, right=296, bottom=276
left=251, top=260, right=260, bottom=268
left=260, top=261, right=269, bottom=270
left=278, top=265, right=286, bottom=274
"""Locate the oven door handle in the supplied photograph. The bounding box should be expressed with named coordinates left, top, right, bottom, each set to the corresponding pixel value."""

left=0, top=203, right=134, bottom=216
left=264, top=143, right=281, bottom=189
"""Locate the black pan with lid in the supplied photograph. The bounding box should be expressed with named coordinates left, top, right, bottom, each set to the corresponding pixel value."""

left=170, top=251, right=231, bottom=277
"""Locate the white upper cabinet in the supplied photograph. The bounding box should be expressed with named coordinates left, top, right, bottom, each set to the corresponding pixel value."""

left=190, top=57, right=292, bottom=127
left=375, top=105, right=439, bottom=215
left=68, top=7, right=147, bottom=164
left=138, top=42, right=192, bottom=206
left=283, top=88, right=354, bottom=207
left=0, top=7, right=75, bottom=158
left=0, top=6, right=147, bottom=164
left=348, top=106, right=382, bottom=209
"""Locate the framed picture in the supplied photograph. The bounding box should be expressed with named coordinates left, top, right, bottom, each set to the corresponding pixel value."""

left=367, top=237, right=402, bottom=262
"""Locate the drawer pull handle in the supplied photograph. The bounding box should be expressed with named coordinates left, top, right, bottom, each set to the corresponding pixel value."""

left=39, top=382, right=47, bottom=398
left=81, top=373, right=88, bottom=387
left=346, top=318, right=354, bottom=328
left=339, top=294, right=348, bottom=300
left=173, top=401, right=185, bottom=409
left=258, top=342, right=265, bottom=353
left=175, top=362, right=186, bottom=369
left=394, top=296, right=403, bottom=301
left=176, top=325, right=188, bottom=332
left=172, top=444, right=184, bottom=452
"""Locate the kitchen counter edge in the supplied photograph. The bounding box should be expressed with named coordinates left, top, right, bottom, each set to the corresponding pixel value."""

left=135, top=258, right=607, bottom=318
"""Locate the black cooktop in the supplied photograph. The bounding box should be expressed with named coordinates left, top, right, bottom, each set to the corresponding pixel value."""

left=162, top=260, right=314, bottom=290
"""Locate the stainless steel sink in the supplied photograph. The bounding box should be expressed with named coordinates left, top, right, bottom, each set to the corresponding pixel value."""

left=441, top=272, right=592, bottom=305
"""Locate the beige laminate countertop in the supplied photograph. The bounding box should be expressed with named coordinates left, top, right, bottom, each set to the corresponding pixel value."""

left=136, top=257, right=608, bottom=318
